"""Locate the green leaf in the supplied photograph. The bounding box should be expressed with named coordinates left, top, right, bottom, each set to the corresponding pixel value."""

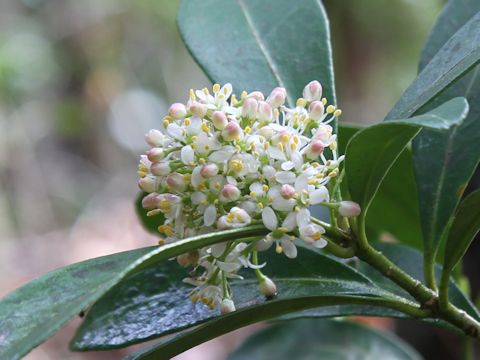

left=394, top=2, right=480, bottom=257
left=0, top=225, right=267, bottom=359
left=135, top=192, right=164, bottom=235
left=339, top=125, right=423, bottom=249
left=387, top=12, right=480, bottom=119
left=177, top=0, right=336, bottom=108
left=71, top=246, right=407, bottom=351
left=345, top=98, right=468, bottom=217
left=443, top=189, right=480, bottom=274
left=226, top=319, right=422, bottom=360
left=0, top=247, right=154, bottom=360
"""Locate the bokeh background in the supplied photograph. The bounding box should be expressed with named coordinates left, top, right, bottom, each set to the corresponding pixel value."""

left=2, top=0, right=474, bottom=359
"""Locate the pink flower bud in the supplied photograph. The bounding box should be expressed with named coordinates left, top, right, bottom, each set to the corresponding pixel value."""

left=142, top=193, right=159, bottom=209
left=242, top=97, right=258, bottom=119
left=145, top=129, right=163, bottom=147
left=306, top=140, right=325, bottom=159
left=222, top=121, right=243, bottom=141
left=338, top=201, right=361, bottom=217
left=309, top=100, right=325, bottom=120
left=258, top=125, right=273, bottom=140
left=138, top=176, right=156, bottom=193
left=189, top=101, right=207, bottom=118
left=221, top=184, right=241, bottom=201
left=166, top=172, right=186, bottom=191
left=259, top=276, right=277, bottom=298
left=303, top=80, right=322, bottom=101
left=247, top=91, right=264, bottom=101
left=146, top=147, right=164, bottom=162
left=220, top=298, right=236, bottom=314
left=257, top=101, right=273, bottom=122
left=266, top=87, right=286, bottom=108
left=168, top=102, right=187, bottom=119
left=280, top=184, right=296, bottom=199
left=200, top=163, right=219, bottom=178
left=212, top=110, right=228, bottom=130
left=150, top=161, right=170, bottom=176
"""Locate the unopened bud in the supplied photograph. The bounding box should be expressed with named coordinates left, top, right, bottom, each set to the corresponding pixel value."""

left=222, top=121, right=243, bottom=141
left=189, top=101, right=207, bottom=118
left=220, top=298, right=236, bottom=314
left=212, top=110, right=228, bottom=130
left=242, top=97, right=258, bottom=119
left=338, top=201, right=361, bottom=217
left=142, top=193, right=159, bottom=209
left=306, top=140, right=325, bottom=159
left=266, top=87, right=286, bottom=108
left=221, top=184, right=241, bottom=201
left=168, top=102, right=187, bottom=119
left=145, top=129, right=164, bottom=147
left=258, top=125, right=274, bottom=140
left=138, top=176, right=156, bottom=193
left=257, top=101, right=273, bottom=122
left=166, top=172, right=186, bottom=191
left=309, top=100, right=325, bottom=120
left=200, top=163, right=219, bottom=178
left=150, top=161, right=171, bottom=176
left=259, top=276, right=277, bottom=298
left=303, top=80, right=322, bottom=101
left=247, top=91, right=264, bottom=101
left=280, top=184, right=296, bottom=199
left=146, top=147, right=164, bottom=162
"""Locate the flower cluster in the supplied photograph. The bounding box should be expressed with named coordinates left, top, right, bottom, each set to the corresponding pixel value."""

left=138, top=81, right=359, bottom=313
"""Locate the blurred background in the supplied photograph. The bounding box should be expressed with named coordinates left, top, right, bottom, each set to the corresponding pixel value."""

left=2, top=0, right=473, bottom=359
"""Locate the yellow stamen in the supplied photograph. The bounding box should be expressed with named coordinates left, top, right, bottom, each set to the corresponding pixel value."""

left=213, top=83, right=220, bottom=93
left=326, top=105, right=335, bottom=114
left=334, top=109, right=342, bottom=117
left=262, top=184, right=269, bottom=192
left=296, top=98, right=307, bottom=107
left=321, top=97, right=327, bottom=105
left=184, top=118, right=191, bottom=126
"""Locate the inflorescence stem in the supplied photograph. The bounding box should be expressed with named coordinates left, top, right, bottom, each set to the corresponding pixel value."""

left=321, top=215, right=480, bottom=340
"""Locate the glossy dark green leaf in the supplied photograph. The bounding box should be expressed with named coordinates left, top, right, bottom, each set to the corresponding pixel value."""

left=177, top=0, right=336, bottom=108
left=71, top=246, right=407, bottom=351
left=227, top=319, right=422, bottom=360
left=387, top=12, right=480, bottom=119
left=0, top=247, right=154, bottom=360
left=346, top=98, right=468, bottom=218
left=0, top=225, right=267, bottom=359
left=396, top=1, right=480, bottom=257
left=339, top=125, right=423, bottom=249
left=135, top=192, right=164, bottom=235
left=443, top=189, right=480, bottom=273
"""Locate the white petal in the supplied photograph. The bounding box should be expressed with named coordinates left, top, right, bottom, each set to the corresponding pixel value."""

left=262, top=206, right=278, bottom=231
left=296, top=209, right=311, bottom=228
left=226, top=176, right=238, bottom=185
left=294, top=173, right=309, bottom=192
left=211, top=242, right=227, bottom=258
left=217, top=261, right=241, bottom=273
left=275, top=171, right=296, bottom=184
left=191, top=166, right=203, bottom=187
left=209, top=150, right=233, bottom=163
left=167, top=123, right=184, bottom=140
left=181, top=145, right=195, bottom=165
left=268, top=147, right=287, bottom=161
left=291, top=151, right=303, bottom=171
left=309, top=186, right=329, bottom=204
left=312, top=239, right=328, bottom=248
left=204, top=205, right=217, bottom=226
left=255, top=237, right=273, bottom=251
left=249, top=182, right=264, bottom=195
left=192, top=191, right=206, bottom=204
left=282, top=212, right=297, bottom=231
left=281, top=161, right=295, bottom=171
left=272, top=197, right=296, bottom=212
left=281, top=238, right=298, bottom=258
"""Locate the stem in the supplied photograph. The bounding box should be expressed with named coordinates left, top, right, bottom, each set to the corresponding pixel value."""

left=323, top=235, right=355, bottom=258
left=353, top=216, right=480, bottom=340
left=424, top=246, right=438, bottom=292
left=439, top=269, right=451, bottom=311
